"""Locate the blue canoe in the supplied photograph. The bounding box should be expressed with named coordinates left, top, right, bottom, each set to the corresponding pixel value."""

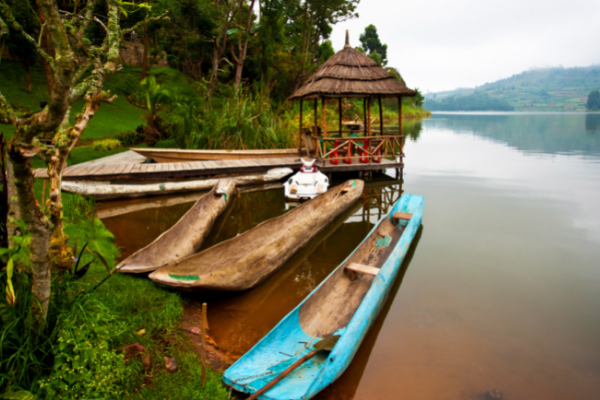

left=223, top=193, right=425, bottom=399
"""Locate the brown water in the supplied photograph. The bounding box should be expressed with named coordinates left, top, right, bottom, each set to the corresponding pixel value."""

left=100, top=112, right=600, bottom=399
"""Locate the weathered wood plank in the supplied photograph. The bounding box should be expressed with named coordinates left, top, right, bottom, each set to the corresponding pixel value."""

left=345, top=262, right=380, bottom=281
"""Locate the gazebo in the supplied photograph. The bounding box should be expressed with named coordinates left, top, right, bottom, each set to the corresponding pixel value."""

left=289, top=31, right=416, bottom=171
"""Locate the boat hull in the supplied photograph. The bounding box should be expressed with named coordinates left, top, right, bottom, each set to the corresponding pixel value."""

left=116, top=180, right=236, bottom=274
left=148, top=180, right=364, bottom=291
left=223, top=193, right=424, bottom=399
left=62, top=168, right=293, bottom=200
left=131, top=148, right=303, bottom=163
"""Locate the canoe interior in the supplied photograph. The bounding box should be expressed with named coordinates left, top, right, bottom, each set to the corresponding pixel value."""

left=148, top=180, right=364, bottom=290
left=298, top=217, right=403, bottom=337
left=224, top=194, right=424, bottom=400
left=117, top=179, right=235, bottom=273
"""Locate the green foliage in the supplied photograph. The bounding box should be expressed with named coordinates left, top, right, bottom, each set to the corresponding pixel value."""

left=137, top=352, right=228, bottom=400
left=587, top=90, right=600, bottom=111
left=115, top=130, right=144, bottom=145
left=359, top=24, right=388, bottom=66
left=37, top=300, right=139, bottom=399
left=187, top=86, right=293, bottom=150
left=316, top=40, right=335, bottom=62
left=92, top=139, right=122, bottom=152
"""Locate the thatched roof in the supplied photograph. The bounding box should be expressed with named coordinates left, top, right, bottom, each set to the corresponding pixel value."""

left=289, top=32, right=416, bottom=101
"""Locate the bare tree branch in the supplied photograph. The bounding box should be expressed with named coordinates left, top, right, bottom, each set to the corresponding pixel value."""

left=120, top=12, right=169, bottom=37
left=93, top=16, right=109, bottom=35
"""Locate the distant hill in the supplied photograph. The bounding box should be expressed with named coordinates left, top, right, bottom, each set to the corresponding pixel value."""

left=425, top=66, right=600, bottom=112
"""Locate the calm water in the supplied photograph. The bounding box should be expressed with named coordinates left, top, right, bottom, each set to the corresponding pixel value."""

left=101, top=112, right=600, bottom=399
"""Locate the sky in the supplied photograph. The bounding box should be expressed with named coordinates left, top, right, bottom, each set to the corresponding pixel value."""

left=330, top=0, right=600, bottom=93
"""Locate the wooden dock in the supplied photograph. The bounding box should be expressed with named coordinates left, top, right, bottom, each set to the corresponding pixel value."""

left=34, top=150, right=403, bottom=181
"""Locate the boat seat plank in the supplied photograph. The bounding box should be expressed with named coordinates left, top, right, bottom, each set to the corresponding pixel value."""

left=392, top=212, right=412, bottom=224
left=345, top=263, right=379, bottom=281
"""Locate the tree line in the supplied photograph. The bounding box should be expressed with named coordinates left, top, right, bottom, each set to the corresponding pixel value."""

left=1, top=0, right=365, bottom=101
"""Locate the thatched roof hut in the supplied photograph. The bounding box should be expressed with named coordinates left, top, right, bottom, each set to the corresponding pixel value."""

left=289, top=32, right=416, bottom=100
left=289, top=32, right=415, bottom=169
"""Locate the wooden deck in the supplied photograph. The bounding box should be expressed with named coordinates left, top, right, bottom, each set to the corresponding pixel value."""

left=34, top=150, right=403, bottom=181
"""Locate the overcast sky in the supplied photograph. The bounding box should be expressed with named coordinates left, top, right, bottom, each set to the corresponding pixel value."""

left=330, top=0, right=600, bottom=93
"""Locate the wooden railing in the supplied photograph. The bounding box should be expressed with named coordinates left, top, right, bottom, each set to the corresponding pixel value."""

left=307, top=134, right=403, bottom=166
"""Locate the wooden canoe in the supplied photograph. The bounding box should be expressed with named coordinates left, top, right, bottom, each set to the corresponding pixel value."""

left=62, top=168, right=293, bottom=200
left=131, top=147, right=303, bottom=163
left=117, top=179, right=236, bottom=274
left=222, top=193, right=424, bottom=400
left=148, top=179, right=365, bottom=291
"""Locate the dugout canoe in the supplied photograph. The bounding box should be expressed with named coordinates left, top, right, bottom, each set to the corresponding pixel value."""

left=222, top=193, right=424, bottom=400
left=148, top=179, right=365, bottom=291
left=117, top=179, right=236, bottom=274
left=131, top=147, right=303, bottom=163
left=62, top=168, right=293, bottom=200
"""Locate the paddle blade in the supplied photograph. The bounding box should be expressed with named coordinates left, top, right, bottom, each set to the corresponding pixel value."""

left=313, top=335, right=340, bottom=352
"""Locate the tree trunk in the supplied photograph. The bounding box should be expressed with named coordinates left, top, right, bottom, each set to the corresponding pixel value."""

left=141, top=24, right=149, bottom=80
left=7, top=147, right=52, bottom=321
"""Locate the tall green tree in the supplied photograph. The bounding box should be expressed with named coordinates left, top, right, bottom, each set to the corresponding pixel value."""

left=587, top=90, right=600, bottom=111
left=359, top=24, right=387, bottom=66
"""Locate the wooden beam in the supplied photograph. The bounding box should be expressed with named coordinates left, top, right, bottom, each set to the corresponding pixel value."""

left=346, top=262, right=380, bottom=281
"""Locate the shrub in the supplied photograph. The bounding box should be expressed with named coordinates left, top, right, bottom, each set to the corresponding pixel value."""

left=115, top=130, right=144, bottom=146
left=37, top=300, right=140, bottom=399
left=186, top=86, right=293, bottom=150
left=92, top=139, right=121, bottom=151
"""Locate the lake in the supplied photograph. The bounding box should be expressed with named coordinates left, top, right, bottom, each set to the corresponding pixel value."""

left=101, top=112, right=600, bottom=399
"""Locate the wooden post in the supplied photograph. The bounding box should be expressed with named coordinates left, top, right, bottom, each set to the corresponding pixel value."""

left=398, top=96, right=403, bottom=159
left=338, top=98, right=342, bottom=135
left=367, top=97, right=371, bottom=164
left=199, top=302, right=208, bottom=384
left=363, top=98, right=367, bottom=136
left=314, top=99, right=318, bottom=158
left=378, top=96, right=384, bottom=136
left=321, top=97, right=327, bottom=137
left=313, top=99, right=318, bottom=137
left=299, top=100, right=303, bottom=152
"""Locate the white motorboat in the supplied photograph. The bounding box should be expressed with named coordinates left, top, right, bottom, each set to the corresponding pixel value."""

left=284, top=159, right=329, bottom=201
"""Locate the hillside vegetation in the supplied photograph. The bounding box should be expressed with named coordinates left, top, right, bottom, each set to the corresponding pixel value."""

left=425, top=66, right=600, bottom=112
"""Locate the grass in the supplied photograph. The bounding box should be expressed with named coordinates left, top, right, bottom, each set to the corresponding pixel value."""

left=0, top=61, right=200, bottom=141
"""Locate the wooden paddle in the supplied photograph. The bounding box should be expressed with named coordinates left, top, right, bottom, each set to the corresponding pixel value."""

left=246, top=336, right=340, bottom=400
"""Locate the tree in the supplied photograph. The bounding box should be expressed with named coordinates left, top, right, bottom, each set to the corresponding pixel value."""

left=359, top=24, right=387, bottom=66
left=229, top=0, right=258, bottom=93
left=587, top=90, right=600, bottom=111
left=316, top=40, right=334, bottom=62
left=0, top=0, right=166, bottom=323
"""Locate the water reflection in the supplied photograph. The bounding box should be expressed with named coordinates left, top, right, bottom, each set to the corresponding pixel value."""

left=586, top=113, right=600, bottom=133
left=429, top=112, right=600, bottom=155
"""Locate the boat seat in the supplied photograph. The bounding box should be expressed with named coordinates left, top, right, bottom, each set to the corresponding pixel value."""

left=345, top=263, right=380, bottom=281
left=392, top=212, right=412, bottom=225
